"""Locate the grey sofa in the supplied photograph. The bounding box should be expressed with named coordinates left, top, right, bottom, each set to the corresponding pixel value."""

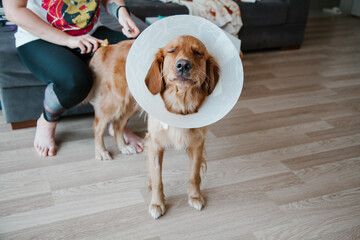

left=238, top=0, right=311, bottom=51
left=124, top=0, right=311, bottom=51
left=0, top=0, right=310, bottom=129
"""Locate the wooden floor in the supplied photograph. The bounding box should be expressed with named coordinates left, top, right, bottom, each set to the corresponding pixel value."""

left=1, top=15, right=360, bottom=239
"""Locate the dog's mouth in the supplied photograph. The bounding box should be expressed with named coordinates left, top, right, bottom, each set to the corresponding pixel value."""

left=171, top=73, right=197, bottom=85
left=172, top=77, right=197, bottom=85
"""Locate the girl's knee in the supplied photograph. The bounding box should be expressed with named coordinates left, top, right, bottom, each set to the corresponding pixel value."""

left=55, top=70, right=93, bottom=108
left=70, top=73, right=93, bottom=96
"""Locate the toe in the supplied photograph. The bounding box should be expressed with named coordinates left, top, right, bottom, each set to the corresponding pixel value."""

left=136, top=146, right=143, bottom=153
left=39, top=147, right=46, bottom=157
left=35, top=146, right=43, bottom=156
left=42, top=147, right=49, bottom=157
left=48, top=147, right=56, bottom=156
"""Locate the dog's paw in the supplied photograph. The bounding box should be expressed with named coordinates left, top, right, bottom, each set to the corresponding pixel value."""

left=188, top=195, right=205, bottom=211
left=149, top=203, right=166, bottom=220
left=95, top=149, right=112, bottom=161
left=120, top=145, right=137, bottom=155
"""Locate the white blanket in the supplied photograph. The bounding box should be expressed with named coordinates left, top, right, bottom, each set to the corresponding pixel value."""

left=159, top=0, right=243, bottom=36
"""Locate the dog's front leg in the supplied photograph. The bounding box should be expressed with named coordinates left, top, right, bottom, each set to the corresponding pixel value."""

left=93, top=115, right=112, bottom=160
left=187, top=141, right=205, bottom=210
left=148, top=141, right=166, bottom=219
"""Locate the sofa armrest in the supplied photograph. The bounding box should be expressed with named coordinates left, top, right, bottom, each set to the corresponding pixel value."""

left=124, top=0, right=188, bottom=21
left=283, top=0, right=311, bottom=24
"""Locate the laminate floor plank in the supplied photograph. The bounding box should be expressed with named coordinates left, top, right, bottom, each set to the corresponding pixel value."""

left=256, top=188, right=360, bottom=240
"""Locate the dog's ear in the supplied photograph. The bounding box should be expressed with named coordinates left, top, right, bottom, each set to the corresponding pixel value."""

left=203, top=55, right=220, bottom=96
left=145, top=50, right=165, bottom=95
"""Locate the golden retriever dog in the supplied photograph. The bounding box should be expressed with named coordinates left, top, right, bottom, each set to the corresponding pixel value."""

left=145, top=35, right=220, bottom=219
left=87, top=40, right=140, bottom=160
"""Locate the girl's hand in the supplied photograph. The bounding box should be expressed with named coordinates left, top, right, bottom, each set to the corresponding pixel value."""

left=118, top=7, right=140, bottom=38
left=66, top=35, right=104, bottom=54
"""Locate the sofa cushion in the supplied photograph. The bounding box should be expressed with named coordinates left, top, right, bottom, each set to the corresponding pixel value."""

left=125, top=0, right=189, bottom=21
left=236, top=0, right=289, bottom=27
left=125, top=0, right=287, bottom=28
left=0, top=27, right=44, bottom=89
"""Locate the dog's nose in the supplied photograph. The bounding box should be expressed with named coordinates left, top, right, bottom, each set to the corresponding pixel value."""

left=175, top=59, right=192, bottom=74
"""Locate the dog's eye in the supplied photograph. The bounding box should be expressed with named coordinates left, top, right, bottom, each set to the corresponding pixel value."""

left=193, top=50, right=204, bottom=56
left=168, top=49, right=177, bottom=53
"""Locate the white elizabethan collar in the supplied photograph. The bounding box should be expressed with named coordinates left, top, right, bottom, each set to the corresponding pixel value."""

left=126, top=15, right=243, bottom=128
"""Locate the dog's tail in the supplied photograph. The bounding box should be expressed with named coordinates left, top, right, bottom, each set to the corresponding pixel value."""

left=81, top=81, right=96, bottom=105
left=81, top=45, right=105, bottom=105
left=80, top=67, right=101, bottom=105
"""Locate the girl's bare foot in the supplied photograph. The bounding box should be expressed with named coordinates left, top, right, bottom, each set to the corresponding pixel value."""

left=123, top=125, right=144, bottom=153
left=34, top=114, right=57, bottom=157
left=109, top=123, right=144, bottom=153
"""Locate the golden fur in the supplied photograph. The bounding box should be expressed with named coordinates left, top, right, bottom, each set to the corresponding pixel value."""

left=88, top=40, right=140, bottom=160
left=145, top=35, right=220, bottom=219
left=88, top=36, right=219, bottom=219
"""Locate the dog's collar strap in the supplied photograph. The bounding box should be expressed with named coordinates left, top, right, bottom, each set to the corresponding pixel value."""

left=160, top=121, right=169, bottom=130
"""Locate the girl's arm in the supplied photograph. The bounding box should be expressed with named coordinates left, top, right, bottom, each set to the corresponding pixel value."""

left=102, top=0, right=140, bottom=38
left=3, top=0, right=103, bottom=54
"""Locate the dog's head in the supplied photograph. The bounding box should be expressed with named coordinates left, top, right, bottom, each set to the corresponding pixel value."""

left=145, top=35, right=220, bottom=115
